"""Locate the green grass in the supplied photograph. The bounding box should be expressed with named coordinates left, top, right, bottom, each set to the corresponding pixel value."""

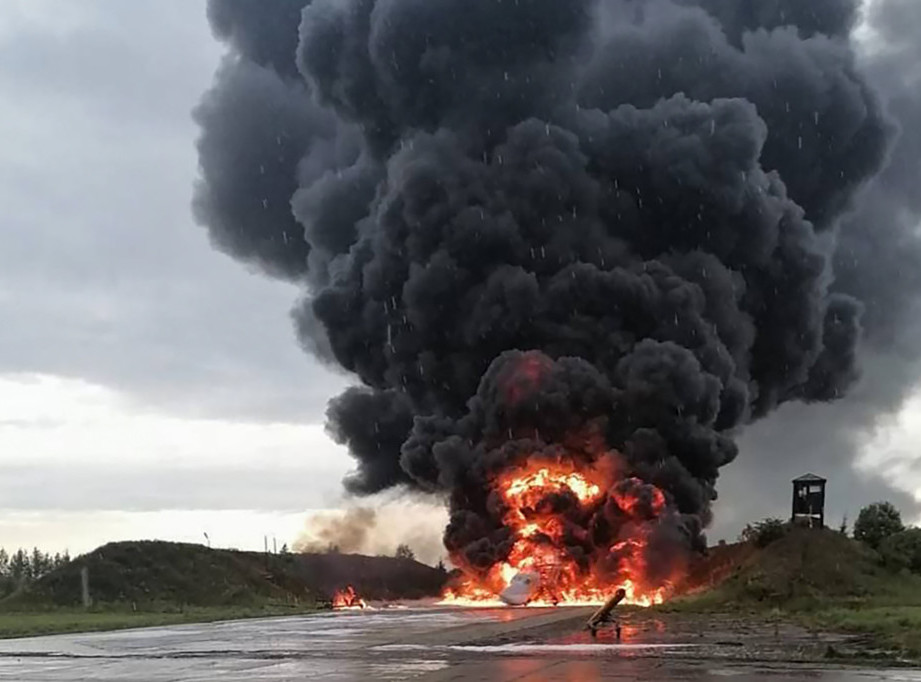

left=657, top=529, right=921, bottom=659
left=804, top=606, right=921, bottom=657
left=0, top=603, right=320, bottom=639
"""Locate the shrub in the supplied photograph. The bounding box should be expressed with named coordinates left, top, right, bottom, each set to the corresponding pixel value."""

left=740, top=518, right=789, bottom=548
left=394, top=544, right=415, bottom=561
left=879, top=528, right=921, bottom=573
left=854, top=502, right=904, bottom=549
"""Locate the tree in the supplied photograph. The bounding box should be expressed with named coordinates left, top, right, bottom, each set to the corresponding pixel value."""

left=31, top=548, right=52, bottom=579
left=854, top=502, right=904, bottom=549
left=394, top=544, right=415, bottom=560
left=879, top=528, right=921, bottom=573
left=9, top=549, right=28, bottom=584
left=838, top=515, right=848, bottom=536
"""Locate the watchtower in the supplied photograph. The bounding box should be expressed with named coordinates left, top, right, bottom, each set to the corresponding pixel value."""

left=792, top=473, right=826, bottom=529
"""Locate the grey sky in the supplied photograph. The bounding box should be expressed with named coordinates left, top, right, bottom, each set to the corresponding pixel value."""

left=0, top=0, right=918, bottom=555
left=0, top=0, right=352, bottom=536
left=0, top=1, right=347, bottom=424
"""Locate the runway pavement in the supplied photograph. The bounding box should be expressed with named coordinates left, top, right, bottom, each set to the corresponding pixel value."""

left=0, top=606, right=919, bottom=681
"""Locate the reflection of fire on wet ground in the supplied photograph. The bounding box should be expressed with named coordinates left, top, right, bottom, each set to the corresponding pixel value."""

left=556, top=619, right=667, bottom=646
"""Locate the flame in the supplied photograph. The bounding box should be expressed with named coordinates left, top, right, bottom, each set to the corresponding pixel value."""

left=332, top=584, right=367, bottom=609
left=440, top=460, right=675, bottom=608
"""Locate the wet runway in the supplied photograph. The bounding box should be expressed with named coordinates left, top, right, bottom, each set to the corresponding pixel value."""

left=0, top=607, right=918, bottom=681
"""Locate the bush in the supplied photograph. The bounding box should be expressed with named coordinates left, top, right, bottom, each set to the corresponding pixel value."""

left=854, top=502, right=904, bottom=550
left=879, top=528, right=921, bottom=573
left=394, top=544, right=415, bottom=561
left=740, top=518, right=789, bottom=548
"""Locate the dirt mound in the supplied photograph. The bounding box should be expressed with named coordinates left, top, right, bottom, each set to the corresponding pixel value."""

left=283, top=552, right=448, bottom=601
left=729, top=527, right=886, bottom=601
left=2, top=541, right=447, bottom=609
left=687, top=527, right=895, bottom=606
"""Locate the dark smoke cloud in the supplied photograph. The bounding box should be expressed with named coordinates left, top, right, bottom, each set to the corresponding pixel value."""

left=195, top=0, right=921, bottom=576
left=717, top=0, right=921, bottom=534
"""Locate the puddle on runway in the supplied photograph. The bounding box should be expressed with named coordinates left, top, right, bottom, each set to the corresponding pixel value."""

left=373, top=642, right=698, bottom=654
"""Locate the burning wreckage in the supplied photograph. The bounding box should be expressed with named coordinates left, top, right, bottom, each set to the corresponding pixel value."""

left=195, top=1, right=910, bottom=610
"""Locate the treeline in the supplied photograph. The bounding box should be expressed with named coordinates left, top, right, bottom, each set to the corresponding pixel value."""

left=0, top=548, right=71, bottom=598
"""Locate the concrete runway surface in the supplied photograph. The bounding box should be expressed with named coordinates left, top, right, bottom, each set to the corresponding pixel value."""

left=0, top=606, right=919, bottom=681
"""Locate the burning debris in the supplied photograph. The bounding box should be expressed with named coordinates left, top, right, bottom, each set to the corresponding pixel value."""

left=331, top=585, right=366, bottom=610
left=195, top=1, right=912, bottom=606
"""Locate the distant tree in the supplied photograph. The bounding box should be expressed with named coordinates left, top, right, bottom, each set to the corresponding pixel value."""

left=280, top=543, right=289, bottom=555
left=879, top=528, right=921, bottom=573
left=854, top=502, right=904, bottom=549
left=435, top=559, right=447, bottom=573
left=325, top=543, right=341, bottom=554
left=31, top=547, right=53, bottom=579
left=0, top=547, right=70, bottom=597
left=394, top=544, right=415, bottom=560
left=839, top=516, right=848, bottom=536
left=739, top=518, right=788, bottom=548
left=10, top=549, right=28, bottom=583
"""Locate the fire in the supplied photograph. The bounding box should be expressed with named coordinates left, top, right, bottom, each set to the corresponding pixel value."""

left=332, top=584, right=367, bottom=609
left=440, top=459, right=676, bottom=608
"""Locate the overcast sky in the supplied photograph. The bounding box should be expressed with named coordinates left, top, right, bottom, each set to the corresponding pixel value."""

left=0, top=0, right=918, bottom=559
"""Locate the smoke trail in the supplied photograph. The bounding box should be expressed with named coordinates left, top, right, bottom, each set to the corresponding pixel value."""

left=194, top=0, right=921, bottom=579
left=294, top=504, right=447, bottom=563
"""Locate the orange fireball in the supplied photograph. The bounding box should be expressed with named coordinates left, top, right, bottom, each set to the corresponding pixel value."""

left=440, top=457, right=679, bottom=607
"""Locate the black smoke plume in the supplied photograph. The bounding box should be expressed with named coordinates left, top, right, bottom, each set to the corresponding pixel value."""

left=195, top=0, right=921, bottom=582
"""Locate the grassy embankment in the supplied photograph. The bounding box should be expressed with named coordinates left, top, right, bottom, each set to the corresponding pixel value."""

left=0, top=540, right=447, bottom=639
left=0, top=604, right=317, bottom=639
left=662, top=527, right=921, bottom=658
